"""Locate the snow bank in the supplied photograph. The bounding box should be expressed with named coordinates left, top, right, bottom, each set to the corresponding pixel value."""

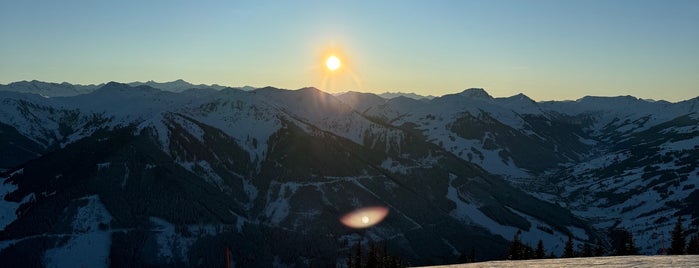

left=426, top=255, right=699, bottom=268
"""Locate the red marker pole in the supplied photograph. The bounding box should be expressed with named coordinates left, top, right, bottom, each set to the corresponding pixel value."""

left=226, top=247, right=231, bottom=268
left=662, top=234, right=665, bottom=255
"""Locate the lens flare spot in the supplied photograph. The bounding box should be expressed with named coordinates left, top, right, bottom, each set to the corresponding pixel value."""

left=340, top=206, right=389, bottom=229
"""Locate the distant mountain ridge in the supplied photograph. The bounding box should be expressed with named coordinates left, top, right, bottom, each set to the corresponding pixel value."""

left=2, top=80, right=694, bottom=104
left=0, top=81, right=697, bottom=266
left=0, top=80, right=101, bottom=97
left=127, top=79, right=228, bottom=92
left=0, top=80, right=257, bottom=97
left=378, top=91, right=436, bottom=100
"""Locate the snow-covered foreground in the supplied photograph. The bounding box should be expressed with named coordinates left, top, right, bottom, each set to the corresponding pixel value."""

left=426, top=255, right=699, bottom=268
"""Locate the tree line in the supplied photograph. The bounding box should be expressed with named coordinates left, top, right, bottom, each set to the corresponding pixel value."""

left=346, top=241, right=403, bottom=268
left=669, top=216, right=699, bottom=254
left=342, top=215, right=698, bottom=267
left=504, top=230, right=606, bottom=260
left=503, top=215, right=699, bottom=261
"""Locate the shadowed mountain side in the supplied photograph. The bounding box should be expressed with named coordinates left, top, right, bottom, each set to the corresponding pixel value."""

left=0, top=83, right=696, bottom=266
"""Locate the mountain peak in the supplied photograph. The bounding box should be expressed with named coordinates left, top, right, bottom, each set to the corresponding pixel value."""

left=126, top=79, right=227, bottom=92
left=99, top=81, right=130, bottom=91
left=298, top=86, right=322, bottom=92
left=238, top=85, right=257, bottom=91
left=378, top=92, right=435, bottom=100
left=577, top=95, right=639, bottom=103
left=505, top=93, right=535, bottom=103
left=459, top=88, right=492, bottom=99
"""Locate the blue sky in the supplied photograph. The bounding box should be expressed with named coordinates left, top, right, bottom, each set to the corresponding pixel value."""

left=0, top=0, right=697, bottom=101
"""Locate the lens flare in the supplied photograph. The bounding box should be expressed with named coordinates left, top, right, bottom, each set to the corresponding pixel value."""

left=340, top=206, right=389, bottom=229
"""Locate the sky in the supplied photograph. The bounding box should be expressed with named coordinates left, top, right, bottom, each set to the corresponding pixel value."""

left=0, top=0, right=697, bottom=101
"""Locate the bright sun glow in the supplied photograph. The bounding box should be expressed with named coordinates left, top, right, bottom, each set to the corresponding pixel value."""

left=326, top=55, right=341, bottom=71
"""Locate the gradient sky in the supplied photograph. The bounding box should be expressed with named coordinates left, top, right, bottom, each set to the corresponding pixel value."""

left=1, top=0, right=697, bottom=101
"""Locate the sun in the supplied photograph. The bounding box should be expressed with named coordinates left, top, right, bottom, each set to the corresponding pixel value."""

left=326, top=55, right=341, bottom=71
left=318, top=49, right=362, bottom=92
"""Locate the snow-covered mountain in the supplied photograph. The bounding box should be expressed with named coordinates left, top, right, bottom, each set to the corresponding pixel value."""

left=378, top=92, right=436, bottom=100
left=343, top=88, right=699, bottom=254
left=0, top=82, right=696, bottom=266
left=127, top=79, right=228, bottom=92
left=0, top=79, right=236, bottom=98
left=0, top=80, right=101, bottom=97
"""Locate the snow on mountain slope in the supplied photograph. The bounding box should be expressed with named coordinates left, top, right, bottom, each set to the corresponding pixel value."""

left=0, top=79, right=233, bottom=97
left=378, top=92, right=436, bottom=100
left=62, top=82, right=204, bottom=124
left=364, top=95, right=425, bottom=122
left=130, top=86, right=407, bottom=167
left=128, top=79, right=227, bottom=92
left=1, top=83, right=409, bottom=171
left=0, top=82, right=201, bottom=149
left=430, top=128, right=530, bottom=178
left=362, top=89, right=560, bottom=177
left=336, top=91, right=387, bottom=114
left=495, top=93, right=545, bottom=116
left=540, top=96, right=699, bottom=138
left=149, top=217, right=198, bottom=264
left=0, top=91, right=89, bottom=148
left=446, top=174, right=573, bottom=255
left=0, top=80, right=99, bottom=97
left=0, top=176, right=35, bottom=231
left=1, top=81, right=698, bottom=264
left=179, top=90, right=281, bottom=162
left=332, top=87, right=698, bottom=255
left=42, top=195, right=112, bottom=268
left=528, top=113, right=699, bottom=253
left=251, top=87, right=406, bottom=150
left=360, top=89, right=699, bottom=179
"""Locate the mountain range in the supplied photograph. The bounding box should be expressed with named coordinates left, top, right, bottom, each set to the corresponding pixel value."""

left=0, top=80, right=697, bottom=267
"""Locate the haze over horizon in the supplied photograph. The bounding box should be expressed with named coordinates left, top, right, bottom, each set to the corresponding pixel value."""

left=1, top=0, right=697, bottom=101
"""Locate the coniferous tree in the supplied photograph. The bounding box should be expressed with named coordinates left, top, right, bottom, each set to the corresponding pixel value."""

left=347, top=250, right=354, bottom=268
left=458, top=251, right=469, bottom=263
left=614, top=230, right=637, bottom=255
left=626, top=231, right=639, bottom=255
left=523, top=243, right=533, bottom=259
left=687, top=234, right=699, bottom=255
left=354, top=242, right=362, bottom=268
left=458, top=247, right=475, bottom=263
left=508, top=230, right=522, bottom=260
left=381, top=243, right=389, bottom=267
left=582, top=244, right=593, bottom=257
left=669, top=216, right=686, bottom=255
left=563, top=235, right=575, bottom=258
left=347, top=241, right=403, bottom=268
left=535, top=240, right=546, bottom=259
left=506, top=230, right=536, bottom=260
left=594, top=239, right=605, bottom=256
left=366, top=243, right=379, bottom=268
left=615, top=232, right=628, bottom=256
left=469, top=247, right=476, bottom=263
